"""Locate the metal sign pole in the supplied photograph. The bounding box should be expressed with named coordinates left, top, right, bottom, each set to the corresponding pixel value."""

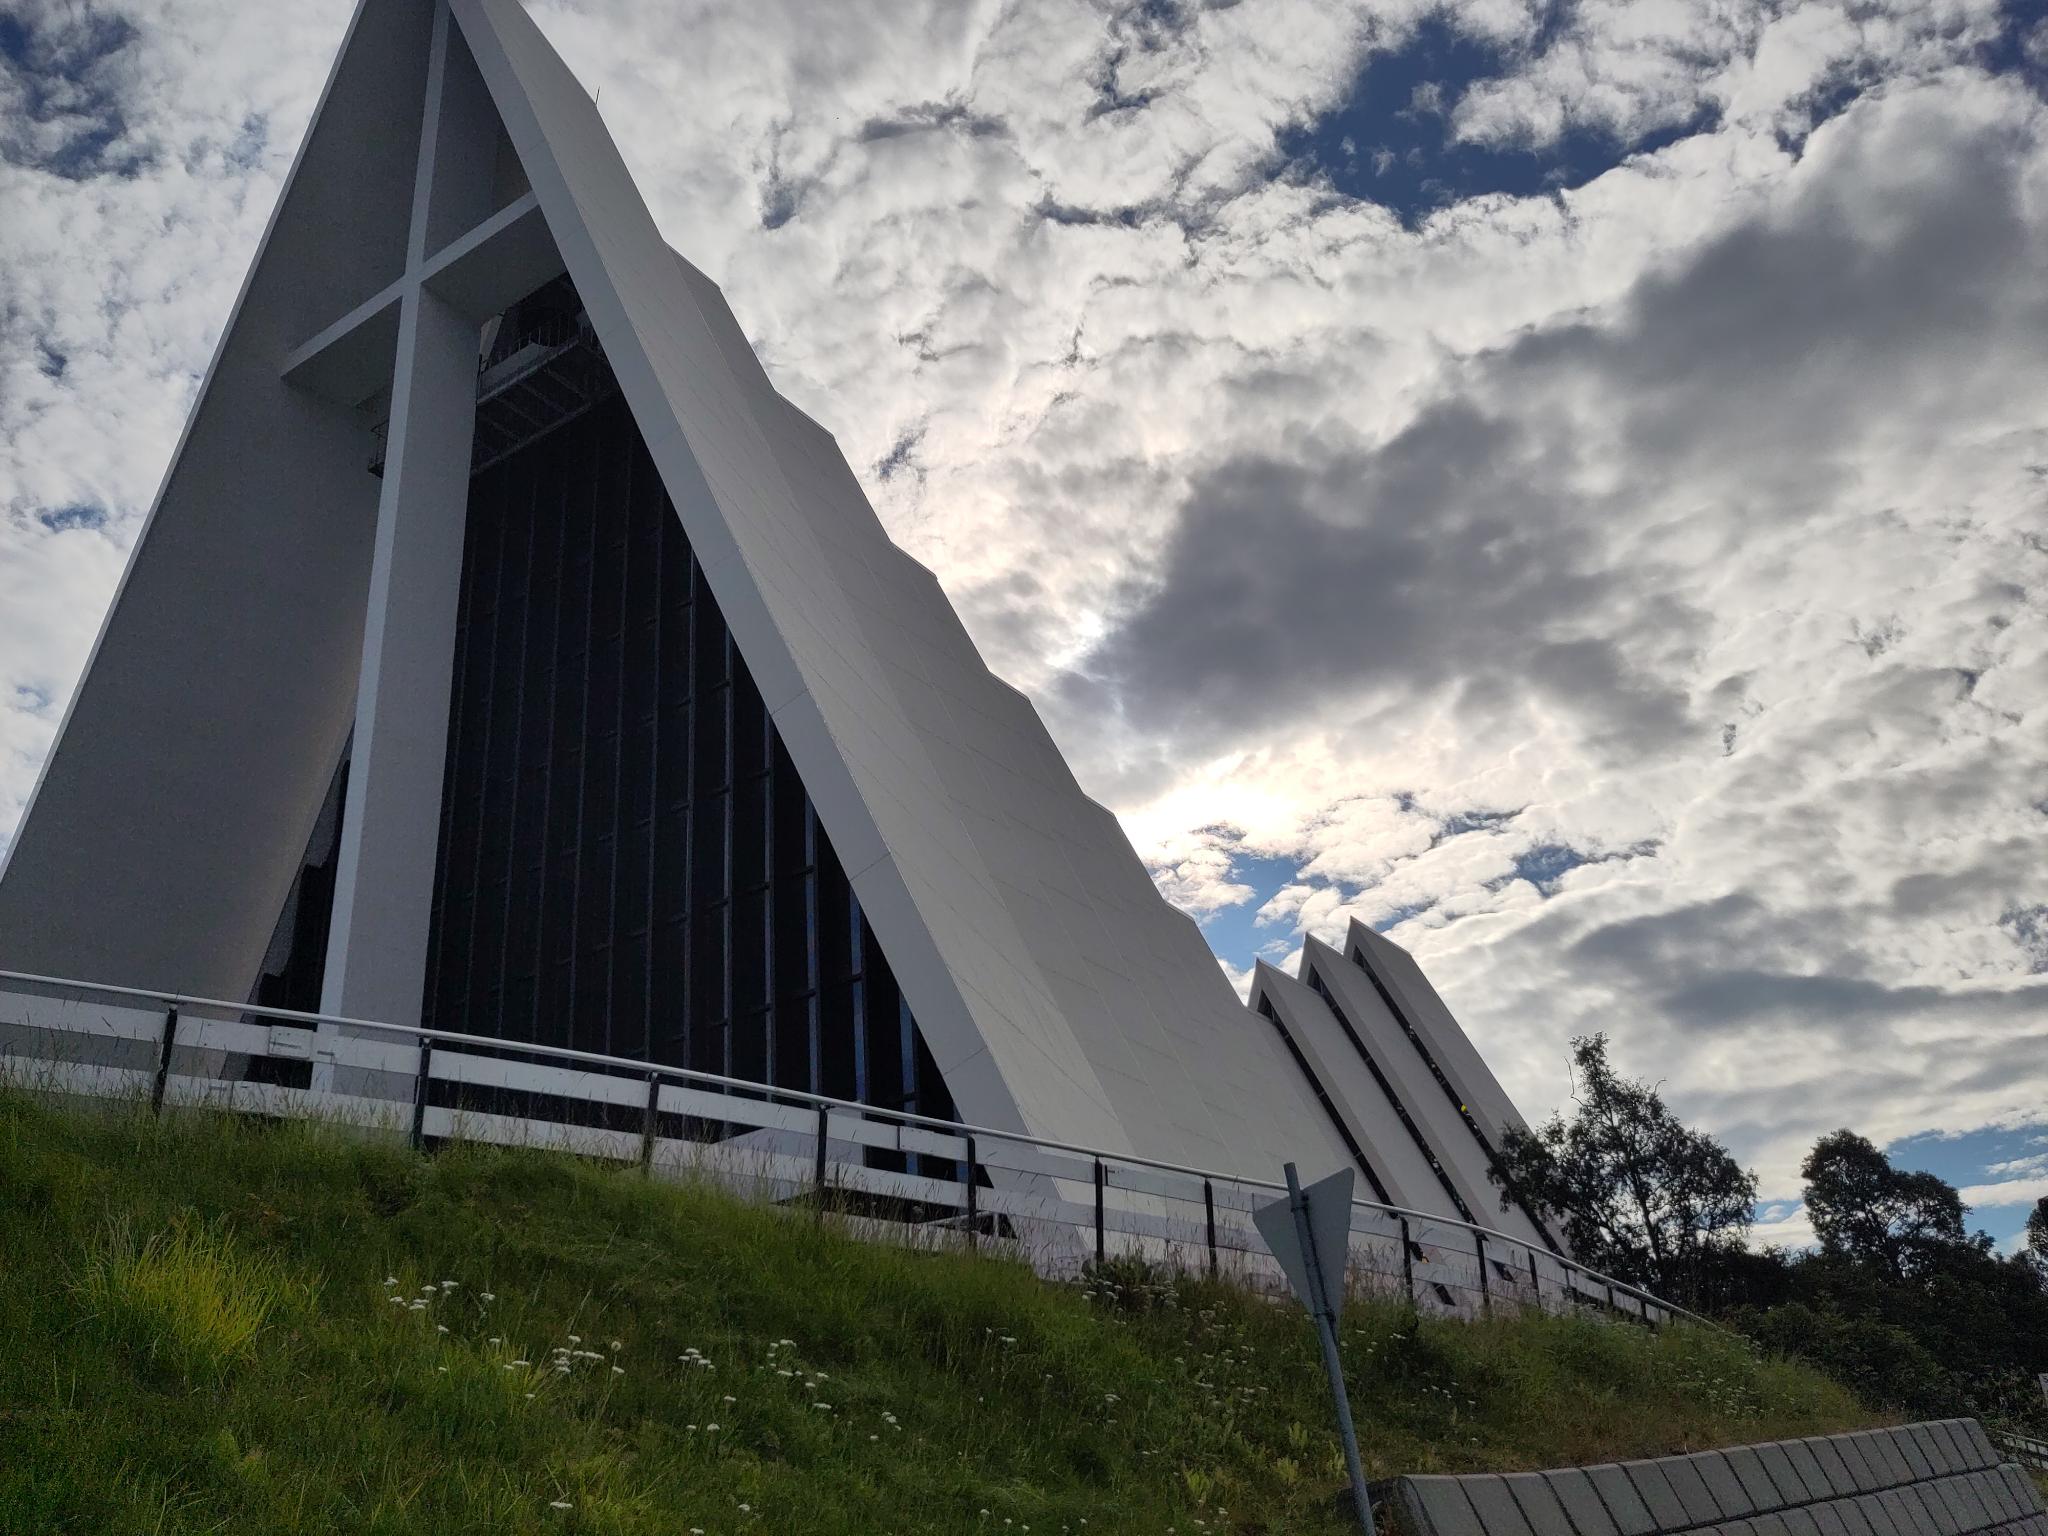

left=1284, top=1162, right=1377, bottom=1534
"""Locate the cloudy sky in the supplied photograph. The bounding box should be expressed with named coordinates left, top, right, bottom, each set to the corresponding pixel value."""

left=2, top=0, right=2044, bottom=1248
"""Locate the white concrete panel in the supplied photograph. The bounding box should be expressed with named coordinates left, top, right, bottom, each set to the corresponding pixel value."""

left=0, top=0, right=431, bottom=1000
left=1249, top=962, right=1452, bottom=1216
left=1302, top=939, right=1549, bottom=1247
left=1347, top=920, right=1529, bottom=1146
left=321, top=287, right=478, bottom=1025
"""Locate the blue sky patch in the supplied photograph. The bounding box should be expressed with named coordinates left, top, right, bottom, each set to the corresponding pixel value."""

left=1888, top=1123, right=2046, bottom=1251
left=1195, top=849, right=1302, bottom=970
left=1277, top=15, right=1711, bottom=226
left=36, top=503, right=106, bottom=533
left=0, top=9, right=149, bottom=180
left=1981, top=0, right=2048, bottom=100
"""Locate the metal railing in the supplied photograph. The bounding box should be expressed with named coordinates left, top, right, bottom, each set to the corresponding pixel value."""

left=0, top=968, right=1708, bottom=1328
left=1994, top=1428, right=2048, bottom=1471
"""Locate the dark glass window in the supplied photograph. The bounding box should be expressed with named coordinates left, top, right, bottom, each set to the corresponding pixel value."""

left=419, top=386, right=954, bottom=1131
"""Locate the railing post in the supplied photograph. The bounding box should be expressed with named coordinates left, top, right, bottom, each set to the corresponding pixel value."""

left=1476, top=1230, right=1490, bottom=1315
left=813, top=1104, right=829, bottom=1224
left=1527, top=1248, right=1540, bottom=1309
left=1093, top=1157, right=1107, bottom=1265
left=1203, top=1178, right=1218, bottom=1279
left=964, top=1134, right=978, bottom=1253
left=639, top=1071, right=660, bottom=1174
left=1399, top=1215, right=1413, bottom=1305
left=410, top=1036, right=434, bottom=1151
left=150, top=1005, right=179, bottom=1115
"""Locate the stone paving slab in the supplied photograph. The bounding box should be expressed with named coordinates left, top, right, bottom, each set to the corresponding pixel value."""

left=1392, top=1420, right=2047, bottom=1536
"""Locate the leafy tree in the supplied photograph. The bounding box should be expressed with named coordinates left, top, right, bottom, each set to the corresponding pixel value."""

left=1490, top=1033, right=1758, bottom=1301
left=2027, top=1196, right=2048, bottom=1271
left=1800, top=1130, right=1970, bottom=1281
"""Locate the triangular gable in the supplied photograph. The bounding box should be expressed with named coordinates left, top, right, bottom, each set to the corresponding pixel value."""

left=0, top=0, right=434, bottom=997
left=1, top=0, right=1365, bottom=1183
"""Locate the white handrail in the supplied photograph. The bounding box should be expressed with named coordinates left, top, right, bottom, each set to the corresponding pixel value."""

left=0, top=966, right=1713, bottom=1327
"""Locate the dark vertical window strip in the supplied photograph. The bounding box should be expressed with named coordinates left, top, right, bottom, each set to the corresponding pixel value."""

left=674, top=550, right=697, bottom=1074
left=527, top=435, right=572, bottom=1041
left=528, top=444, right=577, bottom=1048
left=610, top=424, right=654, bottom=1061
left=475, top=471, right=526, bottom=1029
left=637, top=485, right=665, bottom=1070
left=758, top=694, right=775, bottom=1094
left=421, top=475, right=477, bottom=1036
left=456, top=463, right=512, bottom=1026
left=804, top=802, right=821, bottom=1096
left=602, top=413, right=633, bottom=1055
left=719, top=626, right=736, bottom=1079
left=560, top=421, right=602, bottom=1047
left=574, top=404, right=623, bottom=1055
left=494, top=465, right=542, bottom=1042
left=849, top=899, right=869, bottom=1106
left=417, top=390, right=966, bottom=1143
left=422, top=475, right=480, bottom=1029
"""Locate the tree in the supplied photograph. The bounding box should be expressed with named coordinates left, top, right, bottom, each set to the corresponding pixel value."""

left=1490, top=1033, right=1758, bottom=1301
left=2025, top=1196, right=2048, bottom=1282
left=1800, top=1130, right=1970, bottom=1282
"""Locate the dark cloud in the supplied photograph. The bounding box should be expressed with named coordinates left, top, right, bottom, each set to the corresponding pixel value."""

left=1560, top=888, right=2048, bottom=1042
left=1506, top=96, right=2048, bottom=486
left=857, top=99, right=1007, bottom=143
left=1057, top=400, right=1696, bottom=755
left=1059, top=86, right=2048, bottom=796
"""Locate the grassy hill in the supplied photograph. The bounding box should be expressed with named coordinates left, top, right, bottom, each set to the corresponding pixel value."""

left=0, top=1089, right=1876, bottom=1534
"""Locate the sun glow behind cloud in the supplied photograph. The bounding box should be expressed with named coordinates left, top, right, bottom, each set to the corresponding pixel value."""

left=0, top=0, right=2044, bottom=1244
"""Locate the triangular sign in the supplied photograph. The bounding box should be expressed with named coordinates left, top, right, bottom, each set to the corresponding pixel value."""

left=1253, top=1166, right=1355, bottom=1321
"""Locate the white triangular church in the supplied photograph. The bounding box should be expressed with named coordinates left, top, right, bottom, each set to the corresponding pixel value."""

left=0, top=0, right=1557, bottom=1250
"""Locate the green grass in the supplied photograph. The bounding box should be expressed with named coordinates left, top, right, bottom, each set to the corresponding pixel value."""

left=0, top=1090, right=1875, bottom=1534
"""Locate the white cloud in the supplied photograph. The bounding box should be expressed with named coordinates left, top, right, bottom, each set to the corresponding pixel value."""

left=1958, top=1174, right=2048, bottom=1211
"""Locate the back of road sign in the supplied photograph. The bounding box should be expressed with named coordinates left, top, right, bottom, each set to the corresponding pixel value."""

left=1253, top=1167, right=1355, bottom=1320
